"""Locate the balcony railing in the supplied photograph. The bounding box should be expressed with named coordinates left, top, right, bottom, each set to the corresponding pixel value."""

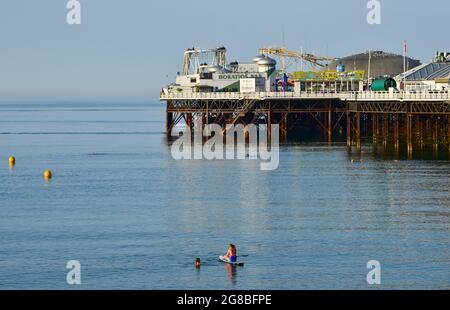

left=160, top=91, right=450, bottom=102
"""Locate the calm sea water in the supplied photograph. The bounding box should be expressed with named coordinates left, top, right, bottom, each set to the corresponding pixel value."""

left=0, top=102, right=450, bottom=289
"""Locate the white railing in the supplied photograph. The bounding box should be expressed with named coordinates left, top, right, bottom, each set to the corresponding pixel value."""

left=160, top=91, right=450, bottom=102
left=343, top=91, right=450, bottom=101
left=160, top=91, right=343, bottom=100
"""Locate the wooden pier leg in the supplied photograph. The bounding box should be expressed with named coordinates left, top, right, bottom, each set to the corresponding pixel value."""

left=406, top=113, right=413, bottom=159
left=206, top=101, right=209, bottom=127
left=267, top=110, right=272, bottom=146
left=432, top=116, right=436, bottom=145
left=202, top=113, right=206, bottom=128
left=417, top=116, right=422, bottom=149
left=372, top=113, right=378, bottom=144
left=435, top=116, right=439, bottom=144
left=202, top=112, right=207, bottom=141
left=346, top=111, right=352, bottom=148
left=328, top=106, right=332, bottom=143
left=422, top=117, right=426, bottom=145
left=283, top=113, right=288, bottom=141
left=356, top=111, right=361, bottom=151
left=166, top=109, right=173, bottom=134
left=186, top=113, right=192, bottom=131
left=448, top=115, right=450, bottom=157
left=380, top=114, right=386, bottom=150
left=394, top=114, right=399, bottom=151
left=448, top=115, right=450, bottom=149
left=383, top=114, right=388, bottom=146
left=434, top=116, right=439, bottom=157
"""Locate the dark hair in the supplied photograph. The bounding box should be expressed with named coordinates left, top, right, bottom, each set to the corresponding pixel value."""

left=196, top=258, right=201, bottom=262
left=229, top=244, right=236, bottom=249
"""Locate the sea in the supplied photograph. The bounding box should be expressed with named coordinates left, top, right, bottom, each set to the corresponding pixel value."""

left=0, top=101, right=449, bottom=289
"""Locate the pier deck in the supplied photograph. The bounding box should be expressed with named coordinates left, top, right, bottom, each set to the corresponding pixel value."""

left=161, top=91, right=450, bottom=102
left=161, top=91, right=450, bottom=156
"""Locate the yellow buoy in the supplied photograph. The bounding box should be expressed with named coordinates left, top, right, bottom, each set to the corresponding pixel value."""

left=9, top=156, right=16, bottom=166
left=44, top=170, right=53, bottom=180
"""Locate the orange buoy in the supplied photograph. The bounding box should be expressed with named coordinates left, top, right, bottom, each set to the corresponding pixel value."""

left=44, top=170, right=53, bottom=180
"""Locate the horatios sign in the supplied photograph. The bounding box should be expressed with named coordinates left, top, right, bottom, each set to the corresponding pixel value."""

left=217, top=73, right=264, bottom=80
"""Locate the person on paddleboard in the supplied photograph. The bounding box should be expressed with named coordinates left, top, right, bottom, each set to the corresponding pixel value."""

left=224, top=244, right=237, bottom=263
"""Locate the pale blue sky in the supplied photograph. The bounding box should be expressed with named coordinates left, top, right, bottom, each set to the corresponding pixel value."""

left=0, top=0, right=448, bottom=101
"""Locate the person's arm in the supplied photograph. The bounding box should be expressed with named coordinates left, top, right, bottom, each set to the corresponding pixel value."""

left=225, top=249, right=232, bottom=257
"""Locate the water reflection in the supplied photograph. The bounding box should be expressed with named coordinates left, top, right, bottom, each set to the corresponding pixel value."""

left=348, top=142, right=450, bottom=161
left=225, top=264, right=238, bottom=287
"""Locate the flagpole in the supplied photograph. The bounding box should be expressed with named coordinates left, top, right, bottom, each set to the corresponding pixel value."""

left=403, top=40, right=407, bottom=92
left=368, top=49, right=371, bottom=89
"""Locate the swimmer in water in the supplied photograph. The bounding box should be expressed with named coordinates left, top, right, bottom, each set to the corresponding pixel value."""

left=224, top=244, right=237, bottom=263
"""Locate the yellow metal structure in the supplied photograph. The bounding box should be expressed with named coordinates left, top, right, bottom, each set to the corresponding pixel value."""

left=259, top=46, right=336, bottom=70
left=259, top=47, right=365, bottom=81
left=292, top=70, right=365, bottom=81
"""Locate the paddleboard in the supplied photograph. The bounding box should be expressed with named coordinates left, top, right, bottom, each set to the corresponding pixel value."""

left=219, top=255, right=244, bottom=267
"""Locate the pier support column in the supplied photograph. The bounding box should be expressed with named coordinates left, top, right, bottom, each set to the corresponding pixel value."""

left=434, top=116, right=439, bottom=144
left=432, top=116, right=436, bottom=145
left=394, top=114, right=399, bottom=151
left=202, top=113, right=206, bottom=128
left=202, top=112, right=208, bottom=142
left=372, top=113, right=378, bottom=144
left=416, top=116, right=421, bottom=149
left=406, top=113, right=413, bottom=159
left=280, top=113, right=288, bottom=141
left=448, top=115, right=450, bottom=157
left=186, top=113, right=192, bottom=132
left=205, top=101, right=209, bottom=127
left=448, top=115, right=450, bottom=149
left=328, top=105, right=333, bottom=143
left=267, top=110, right=272, bottom=145
left=166, top=110, right=173, bottom=134
left=382, top=114, right=389, bottom=147
left=346, top=111, right=352, bottom=148
left=434, top=116, right=439, bottom=157
left=356, top=112, right=361, bottom=151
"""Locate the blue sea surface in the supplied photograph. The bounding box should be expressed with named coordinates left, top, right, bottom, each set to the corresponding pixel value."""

left=0, top=102, right=449, bottom=289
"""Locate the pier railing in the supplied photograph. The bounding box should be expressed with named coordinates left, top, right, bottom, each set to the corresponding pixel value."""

left=160, top=91, right=450, bottom=102
left=343, top=91, right=450, bottom=101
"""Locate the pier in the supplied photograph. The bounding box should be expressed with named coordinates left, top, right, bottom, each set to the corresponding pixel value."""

left=161, top=47, right=450, bottom=156
left=161, top=90, right=450, bottom=155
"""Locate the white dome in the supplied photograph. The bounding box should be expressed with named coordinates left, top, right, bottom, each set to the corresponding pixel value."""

left=253, top=55, right=266, bottom=63
left=257, top=57, right=276, bottom=66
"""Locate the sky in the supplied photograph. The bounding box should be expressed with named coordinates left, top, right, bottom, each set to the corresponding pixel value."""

left=0, top=0, right=448, bottom=101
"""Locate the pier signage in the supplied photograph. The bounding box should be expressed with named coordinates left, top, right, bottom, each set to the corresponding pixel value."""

left=240, top=78, right=265, bottom=93
left=217, top=73, right=264, bottom=80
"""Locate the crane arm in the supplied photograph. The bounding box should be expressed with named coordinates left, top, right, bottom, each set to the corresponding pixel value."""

left=259, top=47, right=336, bottom=68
